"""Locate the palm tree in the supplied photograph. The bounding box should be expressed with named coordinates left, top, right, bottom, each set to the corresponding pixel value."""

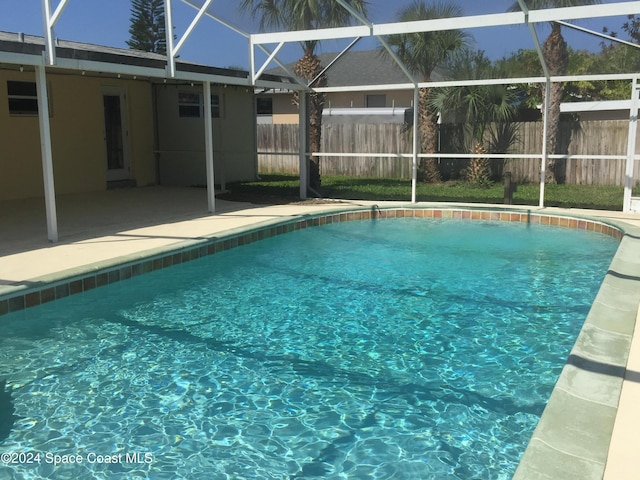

left=385, top=1, right=469, bottom=183
left=429, top=49, right=517, bottom=186
left=240, top=0, right=368, bottom=190
left=510, top=0, right=600, bottom=183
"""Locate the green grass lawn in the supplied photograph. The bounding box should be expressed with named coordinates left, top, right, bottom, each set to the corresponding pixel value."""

left=222, top=174, right=627, bottom=211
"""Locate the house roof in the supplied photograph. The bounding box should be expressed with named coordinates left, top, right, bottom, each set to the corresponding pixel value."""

left=265, top=49, right=445, bottom=87
left=0, top=31, right=290, bottom=86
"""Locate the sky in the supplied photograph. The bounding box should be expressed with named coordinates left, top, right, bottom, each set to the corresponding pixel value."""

left=0, top=0, right=637, bottom=71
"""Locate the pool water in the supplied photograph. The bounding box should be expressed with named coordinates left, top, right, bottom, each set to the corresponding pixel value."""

left=0, top=218, right=619, bottom=479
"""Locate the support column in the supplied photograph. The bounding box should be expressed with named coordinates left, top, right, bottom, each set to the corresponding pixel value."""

left=203, top=81, right=216, bottom=213
left=411, top=86, right=419, bottom=203
left=35, top=64, right=58, bottom=242
left=299, top=92, right=308, bottom=200
left=624, top=77, right=639, bottom=213
left=539, top=80, right=551, bottom=208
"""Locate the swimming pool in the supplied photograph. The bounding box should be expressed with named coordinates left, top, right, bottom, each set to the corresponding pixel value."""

left=0, top=216, right=619, bottom=479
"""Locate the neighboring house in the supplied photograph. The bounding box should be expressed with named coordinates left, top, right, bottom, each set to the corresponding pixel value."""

left=0, top=31, right=280, bottom=203
left=257, top=49, right=444, bottom=125
left=560, top=99, right=633, bottom=121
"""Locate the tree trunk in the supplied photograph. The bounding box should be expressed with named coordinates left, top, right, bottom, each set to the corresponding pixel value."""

left=294, top=51, right=326, bottom=190
left=541, top=23, right=568, bottom=184
left=466, top=142, right=491, bottom=186
left=418, top=87, right=441, bottom=183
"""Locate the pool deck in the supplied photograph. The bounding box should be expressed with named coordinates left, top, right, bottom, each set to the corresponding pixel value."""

left=1, top=186, right=639, bottom=478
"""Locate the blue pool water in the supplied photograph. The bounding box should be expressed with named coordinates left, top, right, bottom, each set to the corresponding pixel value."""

left=0, top=218, right=619, bottom=479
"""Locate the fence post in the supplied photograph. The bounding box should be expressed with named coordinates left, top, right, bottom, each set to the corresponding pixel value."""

left=504, top=171, right=514, bottom=205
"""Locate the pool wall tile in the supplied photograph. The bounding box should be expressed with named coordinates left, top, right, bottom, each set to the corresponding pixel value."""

left=69, top=279, right=83, bottom=295
left=55, top=283, right=69, bottom=299
left=41, top=287, right=55, bottom=304
left=83, top=276, right=96, bottom=291
left=8, top=296, right=24, bottom=312
left=0, top=299, right=7, bottom=316
left=108, top=270, right=120, bottom=284
left=96, top=272, right=109, bottom=287
left=25, top=291, right=40, bottom=308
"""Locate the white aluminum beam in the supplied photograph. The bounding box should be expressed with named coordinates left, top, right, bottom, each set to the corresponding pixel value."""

left=179, top=0, right=302, bottom=86
left=539, top=81, right=551, bottom=208
left=173, top=0, right=214, bottom=56
left=299, top=93, right=308, bottom=200
left=411, top=86, right=419, bottom=204
left=181, top=0, right=249, bottom=38
left=252, top=2, right=640, bottom=46
left=164, top=0, right=176, bottom=76
left=624, top=78, right=639, bottom=212
left=373, top=11, right=525, bottom=38
left=310, top=37, right=361, bottom=87
left=557, top=20, right=640, bottom=51
left=253, top=41, right=285, bottom=83
left=334, top=0, right=372, bottom=29
left=35, top=64, right=58, bottom=242
left=311, top=152, right=627, bottom=160
left=529, top=3, right=640, bottom=24
left=314, top=73, right=639, bottom=94
left=203, top=81, right=216, bottom=213
left=334, top=0, right=416, bottom=83
left=517, top=0, right=549, bottom=78
left=253, top=25, right=370, bottom=45
left=41, top=0, right=70, bottom=65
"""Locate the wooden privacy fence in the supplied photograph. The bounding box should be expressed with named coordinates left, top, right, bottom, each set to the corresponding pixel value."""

left=257, top=123, right=414, bottom=178
left=257, top=120, right=638, bottom=185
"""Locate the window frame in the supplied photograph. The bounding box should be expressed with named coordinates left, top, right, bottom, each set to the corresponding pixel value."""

left=178, top=91, right=222, bottom=119
left=256, top=97, right=273, bottom=116
left=7, top=80, right=39, bottom=116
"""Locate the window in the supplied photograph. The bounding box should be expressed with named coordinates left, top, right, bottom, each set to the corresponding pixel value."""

left=178, top=92, right=221, bottom=118
left=366, top=94, right=386, bottom=108
left=7, top=80, right=38, bottom=115
left=256, top=97, right=273, bottom=115
left=210, top=94, right=220, bottom=118
left=178, top=92, right=201, bottom=118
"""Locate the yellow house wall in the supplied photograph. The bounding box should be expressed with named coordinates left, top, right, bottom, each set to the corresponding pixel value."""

left=0, top=71, right=47, bottom=200
left=326, top=90, right=414, bottom=109
left=0, top=69, right=155, bottom=201
left=270, top=94, right=298, bottom=124
left=272, top=113, right=299, bottom=124
left=126, top=80, right=155, bottom=187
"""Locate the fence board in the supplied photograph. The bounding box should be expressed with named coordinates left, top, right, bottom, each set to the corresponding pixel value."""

left=258, top=120, right=636, bottom=185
